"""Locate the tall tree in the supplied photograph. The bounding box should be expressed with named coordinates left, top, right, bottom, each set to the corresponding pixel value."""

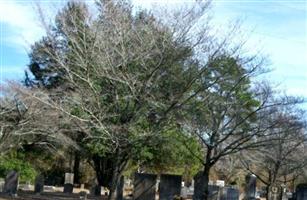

left=20, top=1, right=222, bottom=198
left=182, top=55, right=303, bottom=200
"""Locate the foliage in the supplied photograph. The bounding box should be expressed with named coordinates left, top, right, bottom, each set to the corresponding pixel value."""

left=0, top=151, right=37, bottom=183
left=129, top=125, right=203, bottom=178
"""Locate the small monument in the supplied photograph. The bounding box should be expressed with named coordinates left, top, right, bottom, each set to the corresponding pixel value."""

left=34, top=174, right=44, bottom=194
left=0, top=178, right=4, bottom=192
left=216, top=180, right=225, bottom=187
left=159, top=174, right=182, bottom=200
left=268, top=184, right=282, bottom=200
left=296, top=184, right=307, bottom=200
left=3, top=170, right=19, bottom=196
left=79, top=191, right=88, bottom=200
left=181, top=186, right=188, bottom=199
left=244, top=174, right=256, bottom=200
left=63, top=173, right=74, bottom=193
left=220, top=187, right=239, bottom=200
left=133, top=173, right=157, bottom=200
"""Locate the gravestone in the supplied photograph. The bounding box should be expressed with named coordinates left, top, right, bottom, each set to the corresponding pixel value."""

left=65, top=173, right=74, bottom=184
left=220, top=187, right=239, bottom=200
left=3, top=170, right=19, bottom=195
left=159, top=174, right=182, bottom=200
left=116, top=176, right=124, bottom=200
left=63, top=183, right=73, bottom=193
left=0, top=179, right=4, bottom=192
left=63, top=173, right=74, bottom=193
left=181, top=187, right=188, bottom=198
left=133, top=173, right=157, bottom=200
left=208, top=185, right=220, bottom=200
left=189, top=180, right=195, bottom=195
left=91, top=185, right=101, bottom=196
left=34, top=174, right=44, bottom=194
left=79, top=191, right=87, bottom=200
left=216, top=180, right=225, bottom=187
left=268, top=184, right=283, bottom=200
left=244, top=174, right=256, bottom=200
left=281, top=185, right=288, bottom=200
left=296, top=184, right=307, bottom=200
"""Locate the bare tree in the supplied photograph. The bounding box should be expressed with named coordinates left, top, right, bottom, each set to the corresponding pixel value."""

left=0, top=83, right=77, bottom=153
left=241, top=104, right=307, bottom=198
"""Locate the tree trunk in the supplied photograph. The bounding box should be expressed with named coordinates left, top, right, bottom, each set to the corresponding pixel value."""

left=203, top=164, right=211, bottom=200
left=92, top=152, right=128, bottom=199
left=108, top=150, right=120, bottom=200
left=193, top=164, right=211, bottom=200
left=92, top=154, right=115, bottom=188
left=108, top=150, right=128, bottom=200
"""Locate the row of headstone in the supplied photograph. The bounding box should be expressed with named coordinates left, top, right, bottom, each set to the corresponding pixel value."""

left=192, top=171, right=240, bottom=200
left=0, top=170, right=246, bottom=200
left=133, top=172, right=240, bottom=200
left=0, top=171, right=75, bottom=196
left=133, top=173, right=182, bottom=200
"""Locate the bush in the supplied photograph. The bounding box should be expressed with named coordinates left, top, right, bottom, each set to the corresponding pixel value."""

left=0, top=152, right=37, bottom=183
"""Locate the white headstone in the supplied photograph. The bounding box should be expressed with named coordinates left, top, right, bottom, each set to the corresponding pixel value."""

left=0, top=179, right=4, bottom=192
left=181, top=181, right=185, bottom=187
left=181, top=186, right=188, bottom=198
left=189, top=180, right=194, bottom=193
left=23, top=181, right=31, bottom=190
left=191, top=180, right=195, bottom=188
left=216, top=180, right=225, bottom=187
left=64, top=173, right=74, bottom=184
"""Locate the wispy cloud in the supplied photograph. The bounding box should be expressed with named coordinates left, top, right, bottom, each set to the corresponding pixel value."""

left=0, top=1, right=46, bottom=50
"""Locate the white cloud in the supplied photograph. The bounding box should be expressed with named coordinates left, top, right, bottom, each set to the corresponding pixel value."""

left=0, top=0, right=46, bottom=50
left=0, top=66, right=26, bottom=84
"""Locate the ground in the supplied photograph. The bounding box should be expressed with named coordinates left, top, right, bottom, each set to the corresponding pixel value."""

left=0, top=191, right=107, bottom=200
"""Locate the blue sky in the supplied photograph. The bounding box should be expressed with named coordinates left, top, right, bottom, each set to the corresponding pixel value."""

left=0, top=0, right=306, bottom=102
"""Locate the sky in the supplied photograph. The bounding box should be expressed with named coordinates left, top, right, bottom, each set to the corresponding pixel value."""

left=0, top=0, right=306, bottom=103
